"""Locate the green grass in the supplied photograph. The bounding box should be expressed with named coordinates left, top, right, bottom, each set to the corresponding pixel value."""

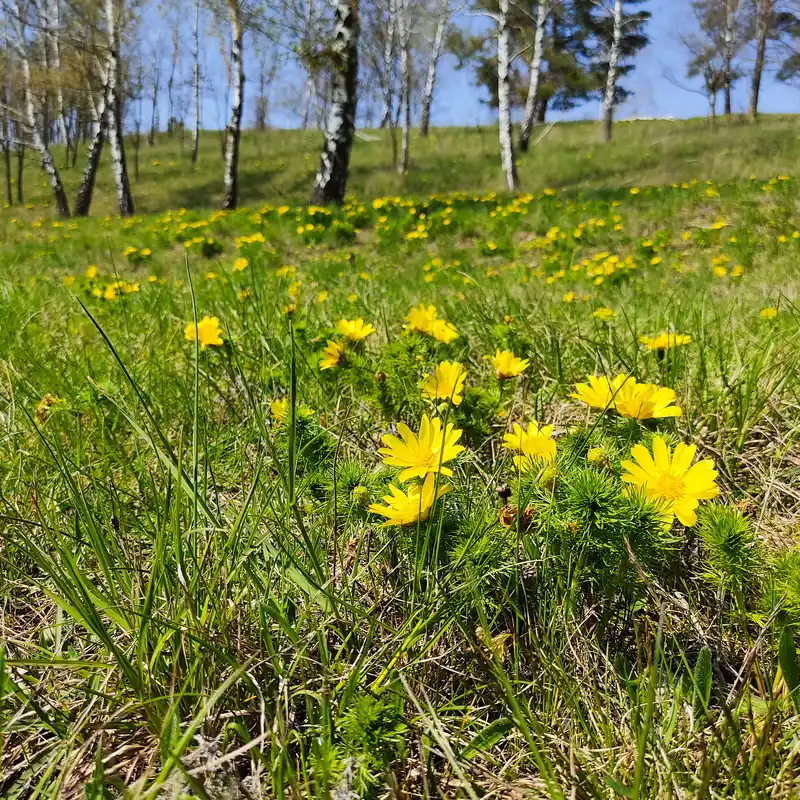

left=2, top=119, right=800, bottom=797
left=8, top=114, right=800, bottom=214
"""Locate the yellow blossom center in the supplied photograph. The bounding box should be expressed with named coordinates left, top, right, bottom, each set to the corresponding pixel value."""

left=652, top=473, right=685, bottom=501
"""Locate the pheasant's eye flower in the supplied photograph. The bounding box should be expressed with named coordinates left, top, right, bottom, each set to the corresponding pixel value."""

left=502, top=422, right=556, bottom=470
left=185, top=315, right=224, bottom=350
left=336, top=317, right=376, bottom=341
left=429, top=318, right=459, bottom=343
left=319, top=340, right=344, bottom=370
left=490, top=349, right=530, bottom=380
left=85, top=264, right=97, bottom=279
left=571, top=374, right=629, bottom=410
left=270, top=398, right=287, bottom=421
left=613, top=380, right=682, bottom=420
left=639, top=332, right=692, bottom=351
left=368, top=472, right=451, bottom=527
left=621, top=436, right=718, bottom=527
left=378, top=414, right=464, bottom=482
left=232, top=257, right=249, bottom=272
left=404, top=304, right=439, bottom=334
left=760, top=307, right=778, bottom=319
left=421, top=361, right=467, bottom=405
left=591, top=307, right=616, bottom=321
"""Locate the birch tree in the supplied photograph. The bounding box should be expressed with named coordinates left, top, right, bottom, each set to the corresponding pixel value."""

left=396, top=0, right=413, bottom=172
left=191, top=0, right=201, bottom=163
left=45, top=0, right=71, bottom=165
left=221, top=0, right=244, bottom=209
left=379, top=0, right=397, bottom=126
left=599, top=0, right=621, bottom=141
left=8, top=0, right=70, bottom=216
left=104, top=0, right=134, bottom=215
left=518, top=0, right=550, bottom=151
left=497, top=0, right=519, bottom=190
left=148, top=34, right=161, bottom=145
left=75, top=81, right=108, bottom=216
left=310, top=0, right=359, bottom=204
left=419, top=0, right=449, bottom=136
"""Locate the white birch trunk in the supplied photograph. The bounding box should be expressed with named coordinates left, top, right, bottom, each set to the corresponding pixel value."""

left=497, top=0, right=519, bottom=191
left=10, top=0, right=70, bottom=216
left=191, top=0, right=201, bottom=163
left=310, top=0, right=358, bottom=204
left=149, top=38, right=160, bottom=145
left=723, top=0, right=736, bottom=116
left=517, top=0, right=547, bottom=152
left=47, top=0, right=71, bottom=163
left=397, top=0, right=411, bottom=174
left=222, top=0, right=244, bottom=209
left=379, top=0, right=396, bottom=128
left=749, top=0, right=770, bottom=121
left=419, top=0, right=448, bottom=138
left=600, top=0, right=622, bottom=143
left=75, top=84, right=108, bottom=216
left=104, top=0, right=134, bottom=215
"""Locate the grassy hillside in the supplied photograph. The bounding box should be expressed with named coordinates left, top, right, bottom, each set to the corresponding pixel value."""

left=8, top=114, right=800, bottom=215
left=2, top=119, right=800, bottom=796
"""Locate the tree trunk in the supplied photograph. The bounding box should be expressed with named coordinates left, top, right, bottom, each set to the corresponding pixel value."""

left=47, top=0, right=71, bottom=168
left=149, top=39, right=160, bottom=145
left=168, top=26, right=178, bottom=135
left=723, top=0, right=736, bottom=117
left=310, top=0, right=358, bottom=205
left=379, top=0, right=396, bottom=128
left=497, top=0, right=519, bottom=191
left=16, top=143, right=24, bottom=204
left=3, top=143, right=11, bottom=206
left=518, top=0, right=547, bottom=152
left=419, top=0, right=448, bottom=138
left=749, top=0, right=770, bottom=122
left=11, top=0, right=70, bottom=216
left=191, top=0, right=201, bottom=164
left=222, top=0, right=244, bottom=210
left=600, top=0, right=622, bottom=142
left=75, top=86, right=108, bottom=216
left=534, top=94, right=548, bottom=125
left=105, top=0, right=135, bottom=215
left=397, top=0, right=411, bottom=174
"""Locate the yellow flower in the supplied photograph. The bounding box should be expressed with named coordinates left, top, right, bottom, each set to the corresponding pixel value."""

left=184, top=316, right=224, bottom=350
left=270, top=398, right=287, bottom=421
left=587, top=447, right=606, bottom=465
left=571, top=374, right=628, bottom=410
left=591, top=307, right=616, bottom=321
left=490, top=350, right=530, bottom=380
left=630, top=187, right=640, bottom=195
left=502, top=421, right=556, bottom=471
left=85, top=264, right=97, bottom=279
left=316, top=290, right=328, bottom=304
left=319, top=340, right=343, bottom=370
left=760, top=307, right=778, bottom=319
left=562, top=291, right=576, bottom=303
left=621, top=436, right=718, bottom=527
left=639, top=332, right=692, bottom=351
left=421, top=361, right=467, bottom=405
left=378, top=415, right=464, bottom=481
left=429, top=318, right=459, bottom=343
left=613, top=380, right=682, bottom=420
left=233, top=257, right=249, bottom=272
left=140, top=248, right=152, bottom=257
left=368, top=472, right=451, bottom=527
left=62, top=275, right=76, bottom=286
left=712, top=266, right=727, bottom=278
left=336, top=318, right=376, bottom=341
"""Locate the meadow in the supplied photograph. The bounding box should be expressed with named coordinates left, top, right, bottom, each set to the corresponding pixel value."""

left=2, top=118, right=800, bottom=797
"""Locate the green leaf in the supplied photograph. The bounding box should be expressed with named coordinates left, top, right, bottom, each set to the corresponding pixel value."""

left=462, top=717, right=514, bottom=760
left=692, top=646, right=713, bottom=723
left=779, top=625, right=800, bottom=712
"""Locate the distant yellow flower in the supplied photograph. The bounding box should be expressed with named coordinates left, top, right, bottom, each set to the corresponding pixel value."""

left=621, top=436, right=718, bottom=527
left=85, top=264, right=97, bottom=279
left=490, top=350, right=530, bottom=380
left=421, top=361, right=467, bottom=405
left=140, top=248, right=152, bottom=257
left=368, top=472, right=451, bottom=527
left=562, top=291, right=576, bottom=303
left=316, top=290, right=328, bottom=304
left=587, top=447, right=606, bottom=465
left=270, top=398, right=287, bottom=421
left=404, top=304, right=459, bottom=343
left=760, top=307, right=778, bottom=319
left=429, top=318, right=459, bottom=343
left=639, top=332, right=692, bottom=351
left=502, top=421, right=556, bottom=471
left=185, top=315, right=223, bottom=351
left=336, top=318, right=376, bottom=341
left=347, top=293, right=359, bottom=303
left=591, top=307, right=616, bottom=321
left=630, top=187, right=640, bottom=195
left=319, top=340, right=343, bottom=370
left=712, top=266, right=727, bottom=278
left=233, top=257, right=249, bottom=272
left=62, top=275, right=76, bottom=286
left=378, top=415, right=464, bottom=481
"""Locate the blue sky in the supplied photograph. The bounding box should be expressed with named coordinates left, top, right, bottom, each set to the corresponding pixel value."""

left=145, top=0, right=800, bottom=131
